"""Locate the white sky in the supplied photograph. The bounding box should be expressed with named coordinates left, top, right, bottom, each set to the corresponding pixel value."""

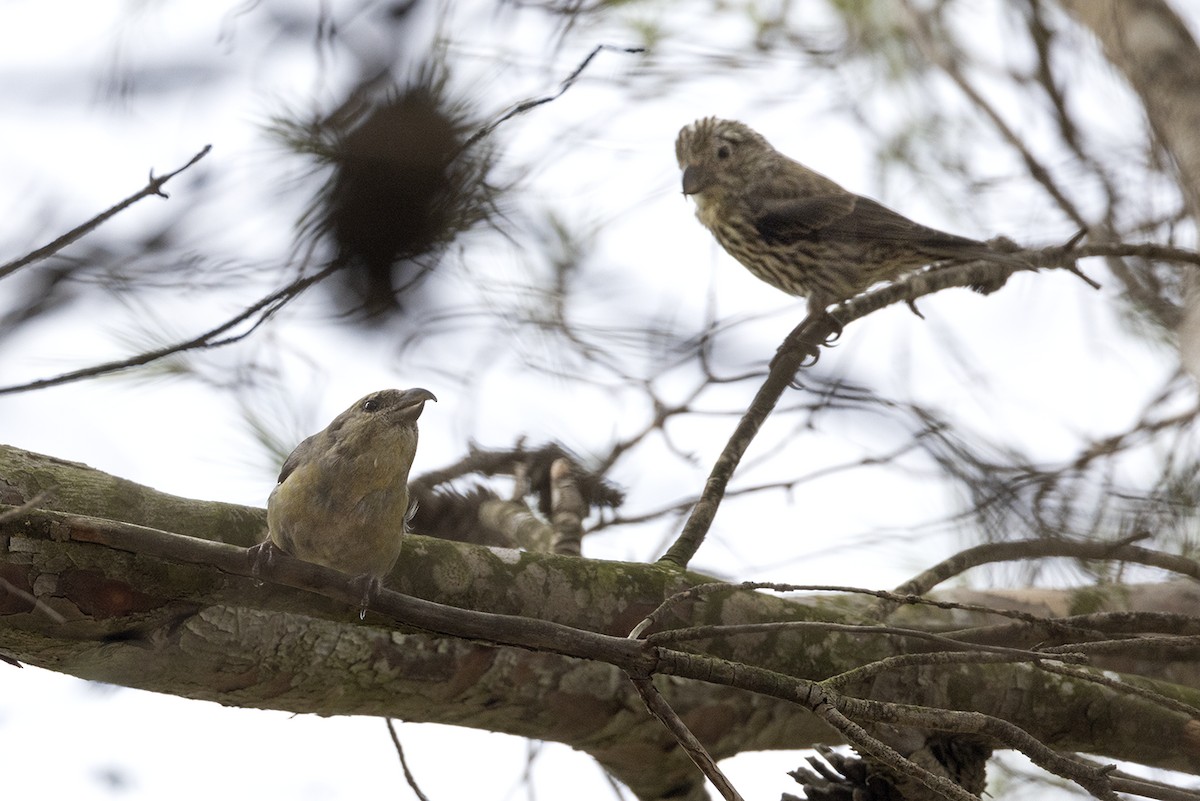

left=1, top=1, right=1197, bottom=799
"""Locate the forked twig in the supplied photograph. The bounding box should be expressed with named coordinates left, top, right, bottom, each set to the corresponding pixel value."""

left=0, top=145, right=212, bottom=281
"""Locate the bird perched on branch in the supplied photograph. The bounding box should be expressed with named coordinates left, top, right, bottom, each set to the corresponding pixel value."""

left=253, top=387, right=436, bottom=605
left=675, top=117, right=1032, bottom=319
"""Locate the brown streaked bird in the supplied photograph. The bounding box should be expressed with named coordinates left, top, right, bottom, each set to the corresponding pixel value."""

left=675, top=117, right=1030, bottom=318
left=254, top=387, right=436, bottom=604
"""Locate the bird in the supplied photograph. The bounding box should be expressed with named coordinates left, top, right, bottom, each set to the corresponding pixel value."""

left=252, top=387, right=436, bottom=609
left=674, top=117, right=1032, bottom=320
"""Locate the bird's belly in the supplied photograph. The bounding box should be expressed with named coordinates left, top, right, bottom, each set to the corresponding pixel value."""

left=280, top=513, right=404, bottom=577
left=268, top=485, right=408, bottom=578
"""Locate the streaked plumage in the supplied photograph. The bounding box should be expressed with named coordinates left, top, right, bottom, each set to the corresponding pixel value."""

left=675, top=117, right=1029, bottom=316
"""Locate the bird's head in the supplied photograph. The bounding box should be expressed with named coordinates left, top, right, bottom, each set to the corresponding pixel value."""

left=327, top=387, right=437, bottom=443
left=675, top=117, right=771, bottom=198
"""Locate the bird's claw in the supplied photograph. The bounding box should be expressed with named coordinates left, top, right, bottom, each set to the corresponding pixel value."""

left=772, top=334, right=823, bottom=371
left=822, top=314, right=844, bottom=345
left=247, top=539, right=284, bottom=585
left=350, top=574, right=384, bottom=620
left=771, top=308, right=843, bottom=373
left=806, top=308, right=843, bottom=347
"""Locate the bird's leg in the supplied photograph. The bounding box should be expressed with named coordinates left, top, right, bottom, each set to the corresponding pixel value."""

left=771, top=330, right=820, bottom=370
left=350, top=573, right=384, bottom=620
left=772, top=303, right=841, bottom=370
left=806, top=295, right=844, bottom=345
left=247, top=538, right=285, bottom=580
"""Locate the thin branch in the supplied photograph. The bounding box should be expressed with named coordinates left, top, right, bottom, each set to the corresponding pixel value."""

left=0, top=489, right=53, bottom=524
left=629, top=581, right=1109, bottom=644
left=647, top=619, right=1085, bottom=663
left=0, top=145, right=212, bottom=281
left=896, top=2, right=1089, bottom=228
left=944, top=610, right=1200, bottom=650
left=824, top=651, right=1055, bottom=690
left=599, top=437, right=924, bottom=532
left=385, top=719, right=432, bottom=801
left=0, top=577, right=66, bottom=625
left=1073, top=755, right=1200, bottom=801
left=0, top=263, right=338, bottom=396
left=656, top=312, right=828, bottom=568
left=1040, top=634, right=1200, bottom=657
left=892, top=538, right=1200, bottom=598
left=463, top=44, right=644, bottom=151
left=811, top=702, right=980, bottom=801
left=1071, top=241, right=1200, bottom=268
left=627, top=675, right=745, bottom=801
left=1036, top=660, right=1200, bottom=719
left=834, top=695, right=1120, bottom=801
left=648, top=648, right=1121, bottom=800
left=654, top=240, right=1111, bottom=568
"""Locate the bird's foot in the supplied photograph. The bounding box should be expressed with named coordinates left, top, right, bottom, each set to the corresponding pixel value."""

left=772, top=332, right=821, bottom=370
left=772, top=310, right=842, bottom=372
left=821, top=312, right=844, bottom=345
left=350, top=574, right=384, bottom=620
left=247, top=539, right=285, bottom=584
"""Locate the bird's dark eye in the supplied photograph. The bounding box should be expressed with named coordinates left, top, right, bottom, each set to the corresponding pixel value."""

left=716, top=144, right=731, bottom=160
left=362, top=398, right=380, bottom=412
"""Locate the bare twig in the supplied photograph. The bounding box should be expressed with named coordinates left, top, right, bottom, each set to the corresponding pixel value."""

left=1036, top=660, right=1200, bottom=718
left=627, top=675, right=745, bottom=801
left=896, top=2, right=1090, bottom=229
left=0, top=489, right=53, bottom=524
left=656, top=313, right=826, bottom=568
left=824, top=651, right=1056, bottom=690
left=385, top=719, right=432, bottom=801
left=835, top=695, right=1120, bottom=801
left=654, top=236, right=1128, bottom=569
left=0, top=145, right=212, bottom=281
left=0, top=262, right=338, bottom=396
left=811, top=702, right=981, bottom=801
left=1073, top=754, right=1200, bottom=801
left=463, top=44, right=644, bottom=151
left=647, top=619, right=1084, bottom=664
left=629, top=580, right=1107, bottom=643
left=1040, top=634, right=1200, bottom=657
left=892, top=538, right=1200, bottom=598
left=598, top=437, right=924, bottom=532
left=0, top=578, right=66, bottom=625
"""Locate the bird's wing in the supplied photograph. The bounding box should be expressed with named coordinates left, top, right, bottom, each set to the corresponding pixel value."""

left=754, top=193, right=983, bottom=250
left=277, top=434, right=318, bottom=483
left=751, top=193, right=857, bottom=241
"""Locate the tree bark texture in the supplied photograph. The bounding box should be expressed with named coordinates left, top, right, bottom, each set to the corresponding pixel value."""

left=3, top=443, right=1200, bottom=799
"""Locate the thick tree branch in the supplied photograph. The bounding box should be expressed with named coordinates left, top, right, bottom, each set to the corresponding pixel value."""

left=5, top=444, right=1200, bottom=797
